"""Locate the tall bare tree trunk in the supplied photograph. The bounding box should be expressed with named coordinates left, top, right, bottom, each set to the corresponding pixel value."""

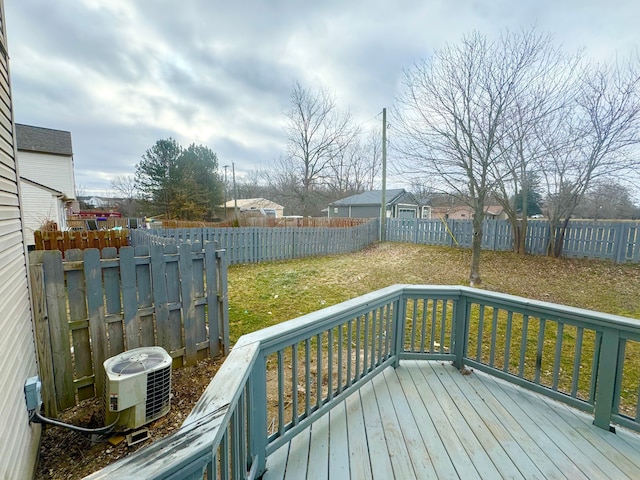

left=518, top=217, right=528, bottom=254
left=470, top=217, right=483, bottom=286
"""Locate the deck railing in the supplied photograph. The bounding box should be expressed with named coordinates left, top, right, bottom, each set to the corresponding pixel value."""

left=86, top=285, right=640, bottom=479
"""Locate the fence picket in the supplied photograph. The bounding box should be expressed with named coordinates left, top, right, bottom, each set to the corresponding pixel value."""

left=84, top=249, right=108, bottom=399
left=134, top=245, right=155, bottom=347
left=180, top=243, right=198, bottom=365
left=120, top=246, right=140, bottom=350
left=103, top=248, right=124, bottom=357
left=65, top=249, right=94, bottom=401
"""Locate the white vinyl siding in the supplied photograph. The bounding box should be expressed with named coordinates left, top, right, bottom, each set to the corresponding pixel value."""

left=20, top=180, right=65, bottom=246
left=0, top=2, right=40, bottom=477
left=18, top=150, right=75, bottom=199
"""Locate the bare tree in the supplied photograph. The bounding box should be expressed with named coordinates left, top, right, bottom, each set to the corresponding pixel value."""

left=284, top=81, right=358, bottom=216
left=573, top=180, right=636, bottom=219
left=111, top=174, right=139, bottom=217
left=537, top=59, right=640, bottom=256
left=326, top=129, right=381, bottom=196
left=492, top=43, right=581, bottom=253
left=394, top=29, right=552, bottom=285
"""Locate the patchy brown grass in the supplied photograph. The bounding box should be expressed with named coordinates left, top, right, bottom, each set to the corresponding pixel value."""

left=228, top=242, right=640, bottom=341
left=37, top=242, right=640, bottom=479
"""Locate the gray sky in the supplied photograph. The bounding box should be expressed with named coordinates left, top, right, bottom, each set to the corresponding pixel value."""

left=5, top=0, right=639, bottom=195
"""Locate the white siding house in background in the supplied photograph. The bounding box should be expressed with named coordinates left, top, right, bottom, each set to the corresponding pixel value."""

left=16, top=123, right=76, bottom=246
left=0, top=3, right=41, bottom=479
left=222, top=198, right=285, bottom=218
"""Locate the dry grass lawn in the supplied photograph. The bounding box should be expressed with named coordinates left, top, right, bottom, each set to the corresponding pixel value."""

left=228, top=242, right=640, bottom=342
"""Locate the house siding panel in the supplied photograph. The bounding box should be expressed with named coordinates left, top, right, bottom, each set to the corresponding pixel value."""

left=352, top=205, right=381, bottom=218
left=20, top=180, right=63, bottom=246
left=18, top=150, right=75, bottom=198
left=0, top=3, right=41, bottom=478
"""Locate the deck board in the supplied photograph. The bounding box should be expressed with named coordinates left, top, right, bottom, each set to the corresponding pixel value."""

left=484, top=372, right=628, bottom=479
left=381, top=368, right=437, bottom=478
left=459, top=363, right=577, bottom=480
left=266, top=361, right=640, bottom=479
left=401, top=364, right=481, bottom=479
left=359, top=381, right=394, bottom=480
left=307, top=409, right=329, bottom=479
left=328, top=402, right=349, bottom=478
left=391, top=364, right=459, bottom=478
left=345, top=391, right=372, bottom=479
left=370, top=372, right=417, bottom=479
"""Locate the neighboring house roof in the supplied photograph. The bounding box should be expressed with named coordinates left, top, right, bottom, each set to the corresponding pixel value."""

left=222, top=198, right=284, bottom=209
left=21, top=177, right=65, bottom=197
left=16, top=123, right=73, bottom=156
left=330, top=189, right=415, bottom=206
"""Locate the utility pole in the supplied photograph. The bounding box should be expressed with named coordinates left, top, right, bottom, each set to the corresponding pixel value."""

left=232, top=162, right=239, bottom=222
left=380, top=107, right=387, bottom=241
left=223, top=165, right=229, bottom=219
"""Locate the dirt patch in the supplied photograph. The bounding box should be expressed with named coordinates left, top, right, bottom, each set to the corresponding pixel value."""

left=35, top=356, right=224, bottom=479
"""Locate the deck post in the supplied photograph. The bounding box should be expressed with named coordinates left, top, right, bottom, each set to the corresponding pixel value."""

left=593, top=328, right=620, bottom=431
left=453, top=295, right=468, bottom=369
left=248, top=352, right=268, bottom=477
left=392, top=295, right=407, bottom=368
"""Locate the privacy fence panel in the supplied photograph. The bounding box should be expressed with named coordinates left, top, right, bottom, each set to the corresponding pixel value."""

left=386, top=218, right=640, bottom=263
left=29, top=243, right=229, bottom=415
left=133, top=218, right=640, bottom=266
left=134, top=219, right=380, bottom=265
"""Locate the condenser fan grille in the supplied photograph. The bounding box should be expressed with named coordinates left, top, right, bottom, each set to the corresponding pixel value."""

left=146, top=366, right=172, bottom=421
left=108, top=350, right=171, bottom=375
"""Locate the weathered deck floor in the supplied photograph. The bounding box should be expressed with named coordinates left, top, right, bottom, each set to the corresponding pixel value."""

left=263, top=360, right=640, bottom=479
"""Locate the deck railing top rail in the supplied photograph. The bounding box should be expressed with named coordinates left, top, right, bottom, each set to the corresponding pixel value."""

left=86, top=285, right=640, bottom=480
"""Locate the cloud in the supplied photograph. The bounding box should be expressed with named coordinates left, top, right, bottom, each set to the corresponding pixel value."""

left=5, top=0, right=639, bottom=195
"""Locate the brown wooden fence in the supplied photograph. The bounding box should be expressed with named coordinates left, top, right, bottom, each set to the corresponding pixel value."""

left=34, top=229, right=129, bottom=255
left=29, top=243, right=229, bottom=416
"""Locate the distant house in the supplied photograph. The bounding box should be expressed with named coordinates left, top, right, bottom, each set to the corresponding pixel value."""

left=83, top=196, right=112, bottom=208
left=431, top=205, right=506, bottom=220
left=222, top=198, right=284, bottom=218
left=0, top=7, right=42, bottom=478
left=16, top=123, right=76, bottom=246
left=328, top=189, right=420, bottom=219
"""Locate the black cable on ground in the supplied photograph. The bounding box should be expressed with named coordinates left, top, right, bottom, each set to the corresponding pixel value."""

left=30, top=409, right=120, bottom=434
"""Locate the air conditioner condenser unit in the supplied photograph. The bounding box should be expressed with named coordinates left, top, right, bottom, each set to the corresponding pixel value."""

left=103, top=346, right=172, bottom=430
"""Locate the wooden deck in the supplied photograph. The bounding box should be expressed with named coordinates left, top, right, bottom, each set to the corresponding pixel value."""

left=263, top=360, right=640, bottom=479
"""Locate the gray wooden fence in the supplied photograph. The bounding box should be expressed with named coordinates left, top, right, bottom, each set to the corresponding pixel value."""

left=386, top=218, right=640, bottom=263
left=130, top=219, right=380, bottom=264
left=29, top=243, right=229, bottom=416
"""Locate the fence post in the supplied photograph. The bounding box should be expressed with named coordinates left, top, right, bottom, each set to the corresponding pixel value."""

left=205, top=242, right=221, bottom=357
left=452, top=293, right=468, bottom=369
left=615, top=223, right=629, bottom=263
left=593, top=328, right=620, bottom=431
left=29, top=251, right=58, bottom=417
left=217, top=249, right=230, bottom=355
left=414, top=218, right=419, bottom=244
